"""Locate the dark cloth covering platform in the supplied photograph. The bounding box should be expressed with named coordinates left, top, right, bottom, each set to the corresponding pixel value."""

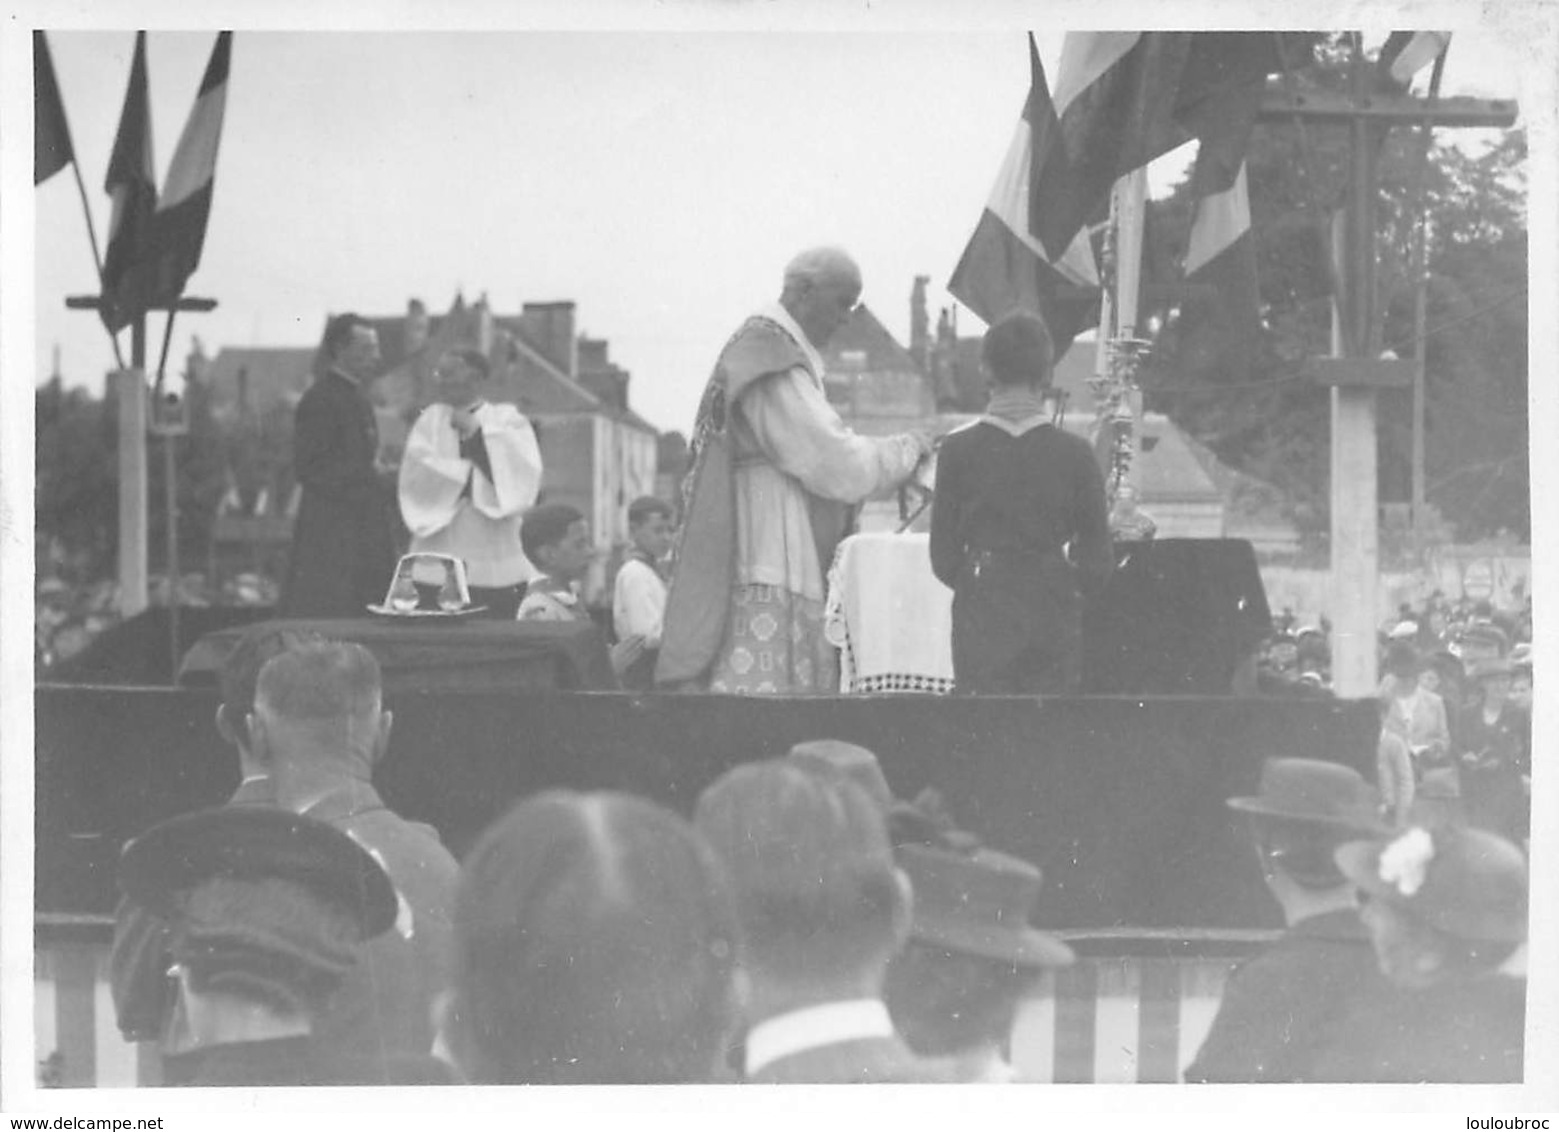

left=1083, top=539, right=1271, bottom=695
left=176, top=617, right=616, bottom=693
left=37, top=685, right=1375, bottom=932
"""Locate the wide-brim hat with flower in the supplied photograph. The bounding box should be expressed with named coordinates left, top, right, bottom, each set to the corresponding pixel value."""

left=1335, top=825, right=1528, bottom=944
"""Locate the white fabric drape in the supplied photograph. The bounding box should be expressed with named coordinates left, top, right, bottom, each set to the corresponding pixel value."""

left=397, top=401, right=542, bottom=587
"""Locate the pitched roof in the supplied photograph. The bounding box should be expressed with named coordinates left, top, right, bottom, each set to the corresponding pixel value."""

left=203, top=347, right=316, bottom=412
left=824, top=303, right=921, bottom=374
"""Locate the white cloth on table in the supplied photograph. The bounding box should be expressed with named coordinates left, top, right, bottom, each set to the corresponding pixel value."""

left=398, top=401, right=541, bottom=588
left=824, top=532, right=955, bottom=694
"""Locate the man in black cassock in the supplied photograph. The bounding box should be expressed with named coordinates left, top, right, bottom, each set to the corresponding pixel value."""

left=282, top=313, right=398, bottom=617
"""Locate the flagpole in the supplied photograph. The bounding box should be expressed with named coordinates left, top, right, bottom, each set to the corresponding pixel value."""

left=67, top=149, right=127, bottom=373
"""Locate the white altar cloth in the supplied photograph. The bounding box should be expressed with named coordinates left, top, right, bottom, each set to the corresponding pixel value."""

left=824, top=532, right=955, bottom=694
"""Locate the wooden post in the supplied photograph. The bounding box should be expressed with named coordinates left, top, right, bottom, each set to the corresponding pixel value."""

left=115, top=367, right=149, bottom=617
left=1255, top=41, right=1513, bottom=698
left=66, top=296, right=218, bottom=622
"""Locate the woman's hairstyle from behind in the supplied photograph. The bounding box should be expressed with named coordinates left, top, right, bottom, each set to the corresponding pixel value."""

left=446, top=791, right=741, bottom=1084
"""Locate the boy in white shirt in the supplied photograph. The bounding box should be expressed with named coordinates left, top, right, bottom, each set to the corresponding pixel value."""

left=613, top=497, right=674, bottom=688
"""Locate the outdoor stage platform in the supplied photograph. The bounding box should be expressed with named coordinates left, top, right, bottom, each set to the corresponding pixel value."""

left=37, top=681, right=1375, bottom=930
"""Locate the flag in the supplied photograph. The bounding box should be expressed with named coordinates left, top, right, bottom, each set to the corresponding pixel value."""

left=100, top=32, right=159, bottom=333
left=147, top=31, right=232, bottom=303
left=1030, top=32, right=1315, bottom=262
left=949, top=35, right=1100, bottom=357
left=1381, top=31, right=1452, bottom=86
left=1179, top=161, right=1262, bottom=377
left=34, top=31, right=74, bottom=185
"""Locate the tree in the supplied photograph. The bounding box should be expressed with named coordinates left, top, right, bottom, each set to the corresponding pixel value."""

left=1140, top=35, right=1528, bottom=547
left=35, top=377, right=119, bottom=579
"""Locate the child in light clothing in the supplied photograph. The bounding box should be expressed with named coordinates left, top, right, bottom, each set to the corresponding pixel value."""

left=613, top=497, right=674, bottom=689
left=518, top=503, right=645, bottom=679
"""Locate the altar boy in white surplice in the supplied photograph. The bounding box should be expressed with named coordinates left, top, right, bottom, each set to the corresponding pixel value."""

left=398, top=349, right=542, bottom=618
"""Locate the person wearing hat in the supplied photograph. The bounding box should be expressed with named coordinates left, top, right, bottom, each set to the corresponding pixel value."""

left=248, top=640, right=461, bottom=1063
left=1457, top=657, right=1530, bottom=844
left=1184, top=759, right=1391, bottom=1083
left=117, top=807, right=458, bottom=1086
left=1378, top=641, right=1452, bottom=791
left=884, top=825, right=1072, bottom=1082
left=109, top=623, right=323, bottom=1081
left=1314, top=825, right=1527, bottom=1082
left=1456, top=620, right=1510, bottom=667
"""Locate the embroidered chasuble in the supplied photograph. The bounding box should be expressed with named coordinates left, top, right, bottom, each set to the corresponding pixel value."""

left=658, top=302, right=922, bottom=693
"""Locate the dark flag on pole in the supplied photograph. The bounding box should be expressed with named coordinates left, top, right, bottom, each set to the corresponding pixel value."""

left=34, top=31, right=74, bottom=185
left=100, top=31, right=160, bottom=334
left=1028, top=32, right=1317, bottom=264
left=948, top=34, right=1100, bottom=355
left=148, top=31, right=232, bottom=304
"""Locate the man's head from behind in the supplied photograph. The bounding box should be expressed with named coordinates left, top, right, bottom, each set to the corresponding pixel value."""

left=693, top=759, right=910, bottom=1001
left=217, top=626, right=326, bottom=769
left=247, top=641, right=390, bottom=774
left=982, top=311, right=1055, bottom=390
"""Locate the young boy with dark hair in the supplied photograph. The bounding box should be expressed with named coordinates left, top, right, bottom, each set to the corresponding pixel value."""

left=929, top=311, right=1113, bottom=694
left=518, top=503, right=645, bottom=679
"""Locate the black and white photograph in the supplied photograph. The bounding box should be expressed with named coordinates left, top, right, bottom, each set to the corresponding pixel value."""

left=2, top=0, right=1554, bottom=1123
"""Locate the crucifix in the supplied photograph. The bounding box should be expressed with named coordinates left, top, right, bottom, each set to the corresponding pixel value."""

left=1256, top=34, right=1515, bottom=695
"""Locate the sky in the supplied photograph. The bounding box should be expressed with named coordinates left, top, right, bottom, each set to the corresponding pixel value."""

left=22, top=17, right=1538, bottom=436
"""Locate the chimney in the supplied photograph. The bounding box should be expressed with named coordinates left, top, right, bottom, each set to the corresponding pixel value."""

left=521, top=301, right=577, bottom=378
left=910, top=275, right=929, bottom=372
left=406, top=298, right=430, bottom=356
left=475, top=293, right=494, bottom=354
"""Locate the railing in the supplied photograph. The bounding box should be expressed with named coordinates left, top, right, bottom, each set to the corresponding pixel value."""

left=35, top=916, right=1268, bottom=1088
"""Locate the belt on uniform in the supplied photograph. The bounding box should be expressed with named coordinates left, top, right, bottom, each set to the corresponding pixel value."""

left=966, top=547, right=1067, bottom=576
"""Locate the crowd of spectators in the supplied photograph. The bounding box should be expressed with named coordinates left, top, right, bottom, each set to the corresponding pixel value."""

left=105, top=624, right=1529, bottom=1087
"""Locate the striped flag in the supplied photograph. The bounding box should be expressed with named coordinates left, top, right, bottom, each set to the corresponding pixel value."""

left=34, top=31, right=74, bottom=185
left=100, top=31, right=159, bottom=333
left=1031, top=32, right=1314, bottom=264
left=948, top=35, right=1100, bottom=354
left=1179, top=161, right=1262, bottom=376
left=148, top=31, right=232, bottom=303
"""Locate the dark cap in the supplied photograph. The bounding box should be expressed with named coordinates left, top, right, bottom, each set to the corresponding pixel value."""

left=1335, top=826, right=1528, bottom=944
left=1227, top=758, right=1387, bottom=836
left=898, top=843, right=1072, bottom=969
left=119, top=806, right=397, bottom=942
